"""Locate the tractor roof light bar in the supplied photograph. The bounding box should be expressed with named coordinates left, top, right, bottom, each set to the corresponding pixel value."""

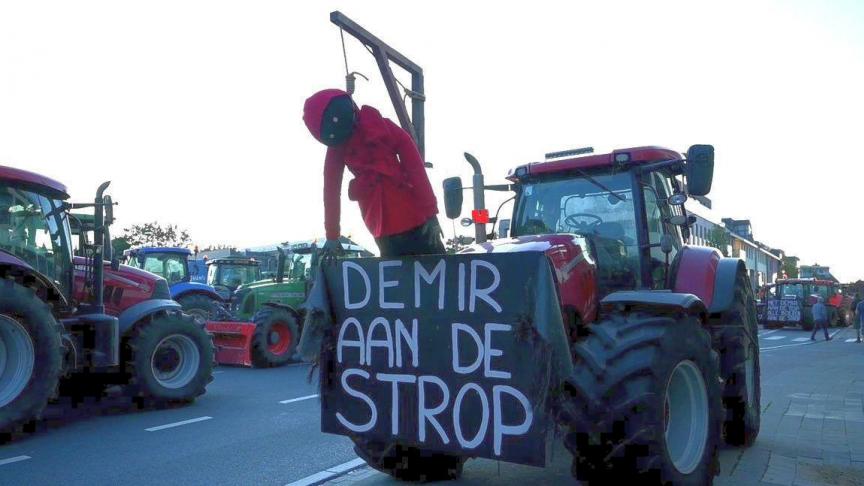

left=330, top=11, right=427, bottom=162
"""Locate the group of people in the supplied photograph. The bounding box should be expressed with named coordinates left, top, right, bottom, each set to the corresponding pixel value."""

left=809, top=293, right=864, bottom=342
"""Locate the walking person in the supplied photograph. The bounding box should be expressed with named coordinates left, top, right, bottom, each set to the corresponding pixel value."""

left=303, top=89, right=444, bottom=258
left=810, top=295, right=832, bottom=341
left=855, top=294, right=864, bottom=343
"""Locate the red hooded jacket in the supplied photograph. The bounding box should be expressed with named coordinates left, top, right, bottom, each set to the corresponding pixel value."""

left=304, top=91, right=438, bottom=240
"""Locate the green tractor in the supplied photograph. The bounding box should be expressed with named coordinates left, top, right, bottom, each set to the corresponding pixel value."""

left=206, top=256, right=261, bottom=301
left=206, top=238, right=368, bottom=367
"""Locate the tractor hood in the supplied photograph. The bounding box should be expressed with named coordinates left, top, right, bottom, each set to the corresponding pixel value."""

left=459, top=234, right=584, bottom=255
left=73, top=256, right=169, bottom=313
left=460, top=234, right=598, bottom=323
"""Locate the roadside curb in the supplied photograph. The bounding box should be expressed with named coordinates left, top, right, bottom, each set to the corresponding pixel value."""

left=285, top=458, right=368, bottom=486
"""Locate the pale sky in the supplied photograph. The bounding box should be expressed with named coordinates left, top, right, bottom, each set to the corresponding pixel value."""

left=1, top=1, right=862, bottom=280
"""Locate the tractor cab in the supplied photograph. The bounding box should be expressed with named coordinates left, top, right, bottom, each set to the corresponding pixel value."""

left=124, top=247, right=193, bottom=286
left=447, top=146, right=714, bottom=309
left=0, top=173, right=75, bottom=299
left=207, top=256, right=261, bottom=300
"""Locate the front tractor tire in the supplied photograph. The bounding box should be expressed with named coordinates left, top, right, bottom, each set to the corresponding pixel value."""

left=176, top=294, right=219, bottom=323
left=125, top=312, right=213, bottom=404
left=250, top=307, right=299, bottom=368
left=560, top=312, right=722, bottom=485
left=712, top=281, right=762, bottom=447
left=0, top=280, right=63, bottom=436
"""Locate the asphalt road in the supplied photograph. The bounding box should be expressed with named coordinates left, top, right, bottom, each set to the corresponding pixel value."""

left=1, top=325, right=860, bottom=486
left=0, top=363, right=357, bottom=486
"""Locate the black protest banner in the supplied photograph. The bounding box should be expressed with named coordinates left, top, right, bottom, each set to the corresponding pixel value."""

left=319, top=252, right=559, bottom=466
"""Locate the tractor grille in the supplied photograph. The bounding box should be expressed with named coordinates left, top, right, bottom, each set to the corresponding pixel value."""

left=151, top=278, right=171, bottom=300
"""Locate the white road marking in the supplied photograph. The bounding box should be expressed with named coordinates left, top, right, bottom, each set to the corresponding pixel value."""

left=284, top=458, right=366, bottom=486
left=0, top=456, right=31, bottom=466
left=793, top=337, right=811, bottom=342
left=279, top=394, right=318, bottom=404
left=213, top=371, right=225, bottom=374
left=759, top=329, right=780, bottom=336
left=761, top=329, right=843, bottom=351
left=847, top=338, right=859, bottom=343
left=764, top=336, right=786, bottom=340
left=145, top=416, right=213, bottom=432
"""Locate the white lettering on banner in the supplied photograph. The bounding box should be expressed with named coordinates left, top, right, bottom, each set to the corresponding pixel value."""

left=377, top=373, right=417, bottom=435
left=414, top=260, right=446, bottom=310
left=454, top=383, right=489, bottom=449
left=336, top=369, right=377, bottom=433
left=332, top=257, right=538, bottom=459
left=451, top=323, right=484, bottom=374
left=395, top=318, right=419, bottom=368
left=337, top=318, right=365, bottom=365
left=493, top=385, right=533, bottom=456
left=469, top=260, right=502, bottom=313
left=343, top=262, right=371, bottom=309
left=379, top=261, right=404, bottom=309
left=458, top=263, right=466, bottom=311
left=484, top=323, right=512, bottom=379
left=418, top=375, right=451, bottom=444
left=365, top=317, right=394, bottom=367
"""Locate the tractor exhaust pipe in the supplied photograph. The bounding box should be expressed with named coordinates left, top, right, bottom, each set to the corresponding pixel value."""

left=92, top=181, right=111, bottom=311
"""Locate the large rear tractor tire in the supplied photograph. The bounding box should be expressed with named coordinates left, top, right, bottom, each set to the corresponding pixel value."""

left=176, top=294, right=219, bottom=323
left=250, top=307, right=299, bottom=368
left=0, top=280, right=63, bottom=435
left=560, top=312, right=722, bottom=485
left=352, top=440, right=466, bottom=482
left=712, top=280, right=761, bottom=447
left=125, top=312, right=213, bottom=404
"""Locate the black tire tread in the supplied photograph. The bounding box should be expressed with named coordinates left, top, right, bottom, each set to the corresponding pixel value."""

left=0, top=279, right=63, bottom=436
left=559, top=312, right=723, bottom=485
left=250, top=306, right=299, bottom=368
left=124, top=312, right=213, bottom=404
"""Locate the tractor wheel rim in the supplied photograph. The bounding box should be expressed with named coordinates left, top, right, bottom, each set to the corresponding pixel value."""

left=151, top=334, right=200, bottom=389
left=664, top=360, right=709, bottom=475
left=0, top=315, right=35, bottom=408
left=267, top=323, right=292, bottom=355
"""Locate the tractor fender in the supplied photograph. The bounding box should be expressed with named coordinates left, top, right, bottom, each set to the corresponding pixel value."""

left=672, top=245, right=722, bottom=309
left=0, top=256, right=69, bottom=308
left=170, top=281, right=222, bottom=302
left=260, top=302, right=302, bottom=321
left=118, top=299, right=181, bottom=335
left=707, top=258, right=749, bottom=314
left=601, top=290, right=707, bottom=318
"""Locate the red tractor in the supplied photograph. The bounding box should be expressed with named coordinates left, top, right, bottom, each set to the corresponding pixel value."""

left=314, top=145, right=760, bottom=484
left=761, top=278, right=853, bottom=329
left=0, top=166, right=212, bottom=436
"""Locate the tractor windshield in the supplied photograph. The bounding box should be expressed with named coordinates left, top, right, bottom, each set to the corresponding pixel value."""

left=811, top=285, right=831, bottom=301
left=778, top=283, right=804, bottom=299
left=0, top=184, right=73, bottom=296
left=208, top=263, right=260, bottom=289
left=513, top=172, right=639, bottom=290
left=134, top=253, right=189, bottom=285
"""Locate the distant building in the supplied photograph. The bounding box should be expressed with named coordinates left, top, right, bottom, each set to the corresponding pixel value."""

left=799, top=264, right=837, bottom=283
left=689, top=214, right=783, bottom=289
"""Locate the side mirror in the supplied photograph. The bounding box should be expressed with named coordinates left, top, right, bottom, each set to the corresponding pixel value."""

left=460, top=217, right=473, bottom=228
left=499, top=219, right=511, bottom=238
left=685, top=145, right=714, bottom=196
left=668, top=193, right=688, bottom=206
left=442, top=177, right=463, bottom=220
left=660, top=234, right=675, bottom=254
